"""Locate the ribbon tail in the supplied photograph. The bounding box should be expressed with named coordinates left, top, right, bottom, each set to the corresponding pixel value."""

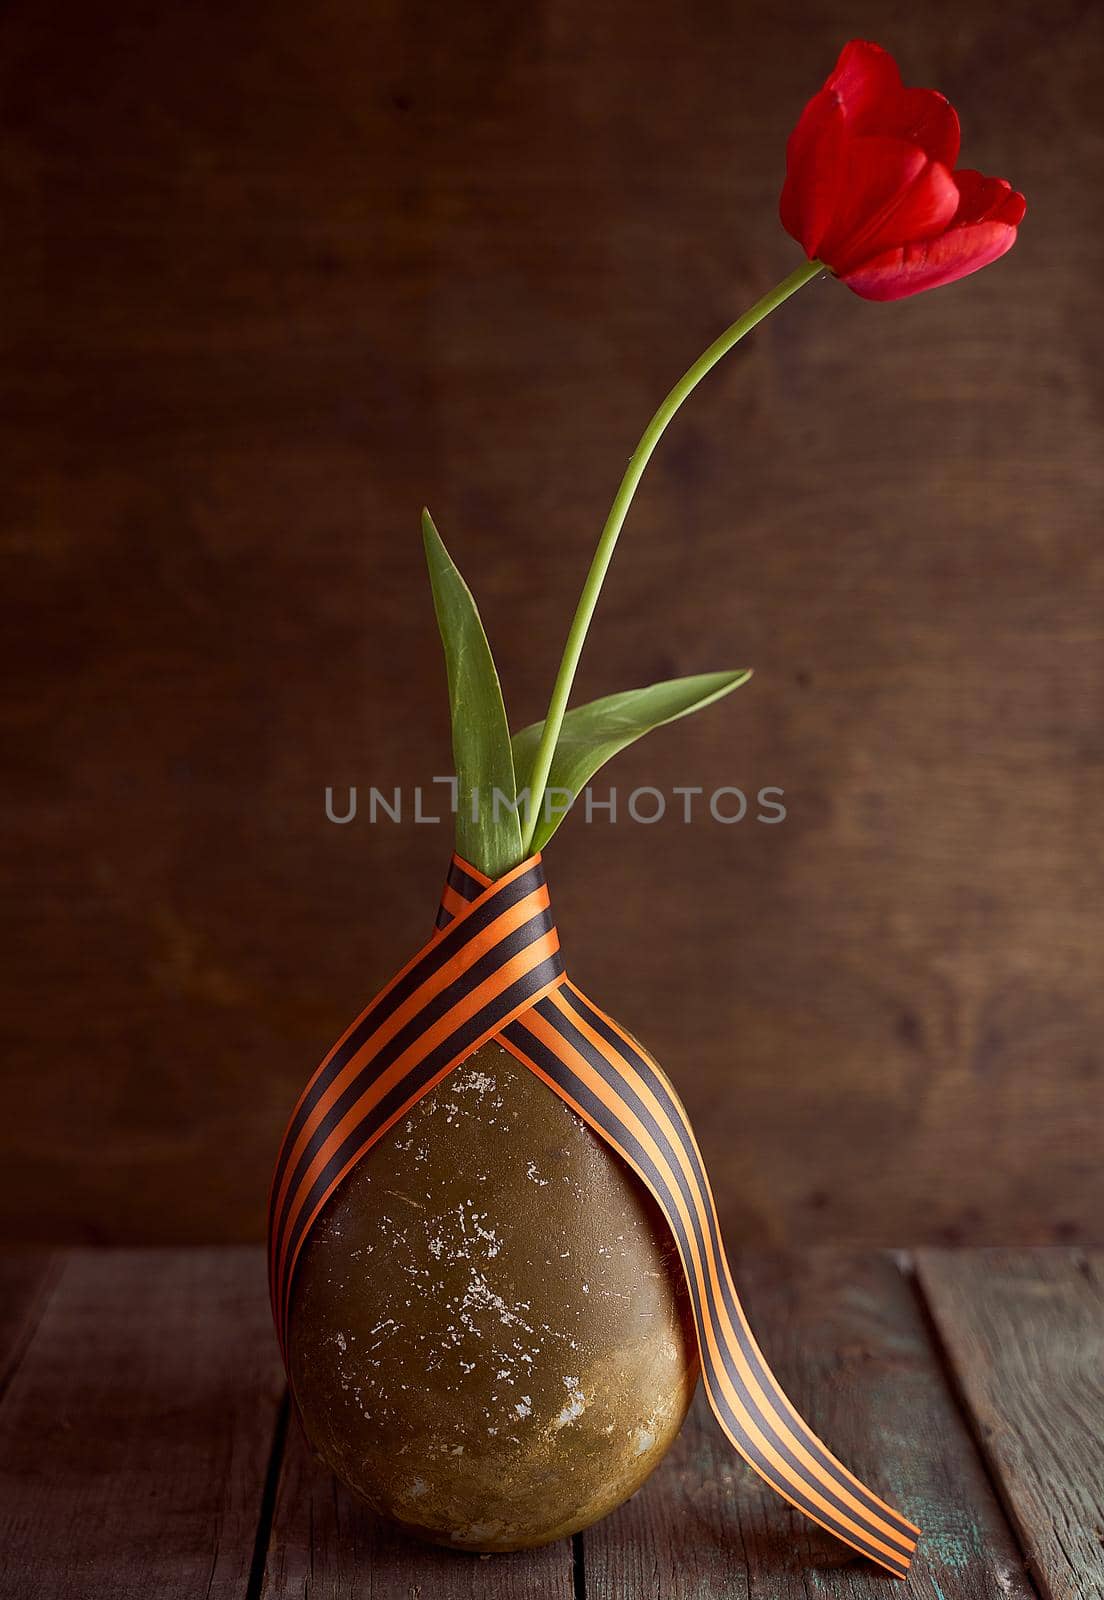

left=497, top=979, right=919, bottom=1578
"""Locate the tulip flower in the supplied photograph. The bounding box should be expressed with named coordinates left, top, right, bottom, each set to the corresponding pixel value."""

left=515, top=40, right=1024, bottom=843
left=780, top=40, right=1026, bottom=301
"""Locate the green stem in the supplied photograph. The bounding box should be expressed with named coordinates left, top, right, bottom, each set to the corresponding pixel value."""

left=521, top=256, right=824, bottom=853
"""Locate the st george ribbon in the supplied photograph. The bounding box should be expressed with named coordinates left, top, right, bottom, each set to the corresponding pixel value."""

left=268, top=853, right=918, bottom=1577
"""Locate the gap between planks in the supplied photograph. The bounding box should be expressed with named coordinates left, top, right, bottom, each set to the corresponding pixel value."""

left=256, top=1249, right=1038, bottom=1599
left=914, top=1249, right=1104, bottom=1600
left=578, top=1249, right=1037, bottom=1600
left=2, top=1250, right=1091, bottom=1600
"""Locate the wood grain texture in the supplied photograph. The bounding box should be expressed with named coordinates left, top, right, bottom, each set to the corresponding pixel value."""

left=916, top=1248, right=1104, bottom=1600
left=0, top=1249, right=285, bottom=1600
left=1, top=0, right=1101, bottom=1248
left=261, top=1411, right=576, bottom=1599
left=582, top=1250, right=1035, bottom=1598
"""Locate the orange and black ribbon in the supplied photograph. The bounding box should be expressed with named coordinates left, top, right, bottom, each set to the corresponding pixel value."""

left=268, top=853, right=918, bottom=1577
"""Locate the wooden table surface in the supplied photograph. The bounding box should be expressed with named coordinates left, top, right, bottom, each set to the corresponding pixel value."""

left=0, top=1249, right=1099, bottom=1599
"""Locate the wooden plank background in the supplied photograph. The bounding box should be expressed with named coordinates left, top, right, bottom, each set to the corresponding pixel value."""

left=7, top=1247, right=1101, bottom=1597
left=0, top=1250, right=286, bottom=1599
left=916, top=1249, right=1104, bottom=1600
left=1, top=0, right=1101, bottom=1248
left=580, top=1251, right=1036, bottom=1599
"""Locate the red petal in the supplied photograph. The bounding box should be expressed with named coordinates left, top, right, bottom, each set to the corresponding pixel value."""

left=873, top=85, right=960, bottom=167
left=821, top=41, right=960, bottom=162
left=780, top=87, right=847, bottom=254
left=840, top=220, right=1020, bottom=300
left=817, top=135, right=960, bottom=273
left=781, top=40, right=1024, bottom=294
left=953, top=168, right=1027, bottom=227
left=824, top=40, right=902, bottom=124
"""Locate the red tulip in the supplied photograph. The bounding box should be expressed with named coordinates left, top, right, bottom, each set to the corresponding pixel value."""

left=781, top=40, right=1025, bottom=301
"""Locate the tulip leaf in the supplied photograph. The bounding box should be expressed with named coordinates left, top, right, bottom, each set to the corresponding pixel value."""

left=512, top=669, right=752, bottom=852
left=422, top=509, right=524, bottom=878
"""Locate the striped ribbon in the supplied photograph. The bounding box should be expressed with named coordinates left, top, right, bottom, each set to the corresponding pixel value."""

left=268, top=852, right=918, bottom=1577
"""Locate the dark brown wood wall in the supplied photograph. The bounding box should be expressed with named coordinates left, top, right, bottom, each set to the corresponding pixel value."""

left=2, top=0, right=1101, bottom=1247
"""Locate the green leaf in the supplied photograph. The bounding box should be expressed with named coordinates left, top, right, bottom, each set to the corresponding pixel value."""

left=422, top=508, right=524, bottom=877
left=512, top=670, right=752, bottom=852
